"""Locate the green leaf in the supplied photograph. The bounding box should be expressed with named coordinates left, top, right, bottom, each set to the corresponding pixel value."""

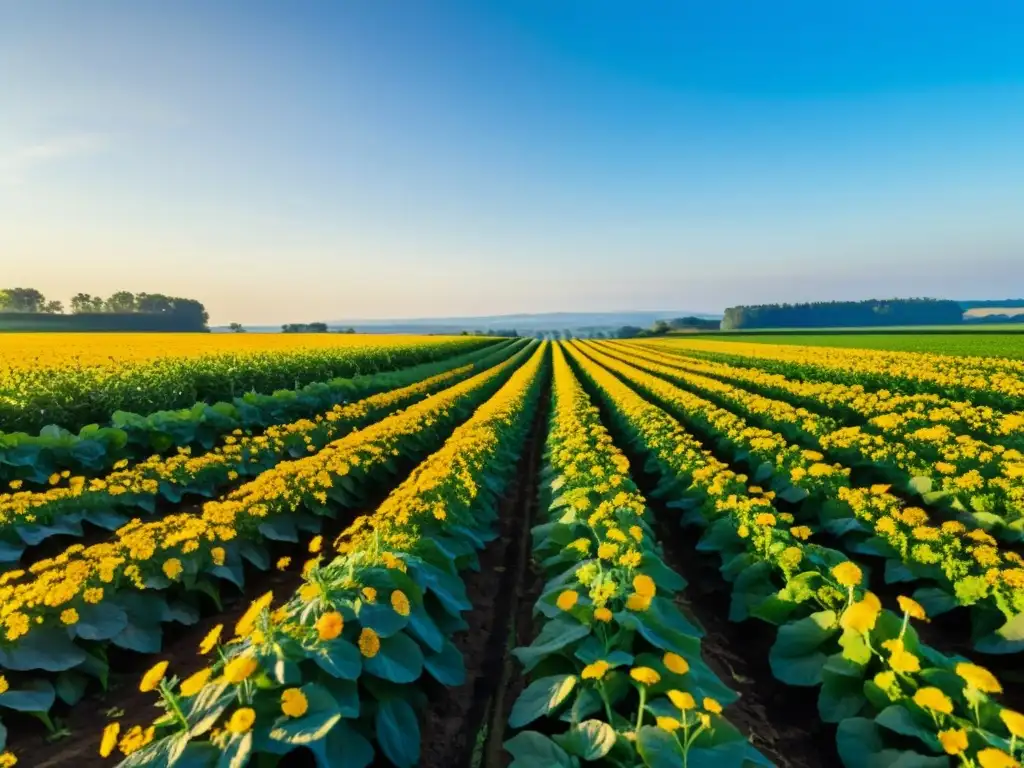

left=423, top=639, right=466, bottom=686
left=356, top=601, right=409, bottom=638
left=836, top=717, right=946, bottom=768
left=636, top=725, right=684, bottom=768
left=974, top=612, right=1024, bottom=654
left=406, top=604, right=445, bottom=653
left=819, top=661, right=866, bottom=722
left=509, top=675, right=578, bottom=729
left=875, top=705, right=942, bottom=751
left=553, top=719, right=616, bottom=760
left=55, top=670, right=89, bottom=706
left=308, top=720, right=374, bottom=768
left=74, top=602, right=129, bottom=641
left=0, top=679, right=56, bottom=713
left=768, top=610, right=838, bottom=686
left=512, top=615, right=591, bottom=672
left=0, top=627, right=87, bottom=672
left=311, top=638, right=362, bottom=680
left=504, top=731, right=573, bottom=768
left=216, top=731, right=252, bottom=768
left=376, top=697, right=420, bottom=768
left=363, top=631, right=424, bottom=684
left=268, top=683, right=341, bottom=746
left=907, top=476, right=933, bottom=496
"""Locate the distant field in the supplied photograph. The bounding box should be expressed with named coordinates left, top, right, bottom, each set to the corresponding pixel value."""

left=702, top=332, right=1024, bottom=357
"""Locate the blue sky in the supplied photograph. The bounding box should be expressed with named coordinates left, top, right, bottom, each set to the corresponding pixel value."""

left=3, top=1, right=1024, bottom=324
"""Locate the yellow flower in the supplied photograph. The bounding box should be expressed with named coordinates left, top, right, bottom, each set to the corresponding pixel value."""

left=668, top=689, right=696, bottom=711
left=1001, top=709, right=1024, bottom=738
left=632, top=574, right=656, bottom=598
left=889, top=647, right=921, bottom=674
left=0, top=676, right=7, bottom=695
left=913, top=687, right=953, bottom=714
left=359, top=627, right=380, bottom=658
left=60, top=608, right=79, bottom=625
left=557, top=590, right=579, bottom=611
left=656, top=716, right=682, bottom=732
left=235, top=591, right=274, bottom=638
left=391, top=590, right=411, bottom=617
left=703, top=697, right=722, bottom=714
left=211, top=547, right=226, bottom=566
left=139, top=660, right=168, bottom=692
left=938, top=729, right=967, bottom=755
left=754, top=512, right=776, bottom=526
left=626, top=593, right=652, bottom=612
left=582, top=661, right=610, bottom=681
left=315, top=611, right=344, bottom=641
left=663, top=652, right=689, bottom=675
left=281, top=688, right=309, bottom=718
left=897, top=595, right=928, bottom=621
left=227, top=707, right=256, bottom=734
left=99, top=721, right=120, bottom=758
left=594, top=607, right=613, bottom=623
left=361, top=587, right=377, bottom=604
left=118, top=724, right=155, bottom=755
left=162, top=558, right=183, bottom=580
left=840, top=592, right=881, bottom=634
left=630, top=667, right=661, bottom=686
left=790, top=525, right=812, bottom=541
left=977, top=748, right=1019, bottom=768
left=308, top=535, right=323, bottom=553
left=276, top=556, right=291, bottom=571
left=180, top=668, right=212, bottom=697
left=223, top=654, right=259, bottom=683
left=199, top=624, right=223, bottom=654
left=831, top=561, right=863, bottom=588
left=956, top=662, right=1002, bottom=694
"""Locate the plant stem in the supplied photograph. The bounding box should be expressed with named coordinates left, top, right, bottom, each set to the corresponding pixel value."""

left=635, top=686, right=648, bottom=732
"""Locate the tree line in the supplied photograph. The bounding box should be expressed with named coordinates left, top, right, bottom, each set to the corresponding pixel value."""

left=0, top=287, right=209, bottom=331
left=720, top=299, right=964, bottom=330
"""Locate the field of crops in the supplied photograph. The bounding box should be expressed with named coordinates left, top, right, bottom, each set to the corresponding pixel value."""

left=699, top=332, right=1024, bottom=359
left=2, top=333, right=1024, bottom=768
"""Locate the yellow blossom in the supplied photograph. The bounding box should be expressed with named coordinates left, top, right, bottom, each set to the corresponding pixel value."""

left=226, top=708, right=256, bottom=734
left=281, top=688, right=309, bottom=718
left=139, top=660, right=168, bottom=692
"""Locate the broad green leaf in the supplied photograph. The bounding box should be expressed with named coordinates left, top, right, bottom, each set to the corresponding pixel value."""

left=504, top=731, right=573, bottom=768
left=553, top=719, right=616, bottom=760
left=509, top=675, right=578, bottom=728
left=363, top=631, right=424, bottom=684
left=376, top=697, right=420, bottom=768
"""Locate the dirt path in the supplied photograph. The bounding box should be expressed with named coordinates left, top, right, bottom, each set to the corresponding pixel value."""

left=418, top=391, right=548, bottom=768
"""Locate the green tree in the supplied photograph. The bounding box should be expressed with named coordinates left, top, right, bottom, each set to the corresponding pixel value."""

left=105, top=291, right=137, bottom=313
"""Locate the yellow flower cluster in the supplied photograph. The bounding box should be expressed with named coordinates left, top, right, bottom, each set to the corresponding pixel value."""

left=0, top=362, right=481, bottom=548
left=586, top=341, right=1024, bottom=619
left=636, top=337, right=1024, bottom=408
left=0, top=346, right=532, bottom=651
left=114, top=343, right=547, bottom=764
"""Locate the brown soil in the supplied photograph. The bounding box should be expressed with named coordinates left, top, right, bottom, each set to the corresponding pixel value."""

left=418, top=391, right=548, bottom=768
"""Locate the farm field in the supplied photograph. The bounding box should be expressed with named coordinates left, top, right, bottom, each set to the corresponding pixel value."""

left=2, top=335, right=1024, bottom=768
left=693, top=332, right=1024, bottom=358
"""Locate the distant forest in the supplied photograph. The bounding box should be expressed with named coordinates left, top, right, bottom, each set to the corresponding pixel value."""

left=721, top=299, right=964, bottom=330
left=0, top=288, right=209, bottom=331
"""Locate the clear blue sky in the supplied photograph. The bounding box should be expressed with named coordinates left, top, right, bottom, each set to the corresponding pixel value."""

left=3, top=1, right=1024, bottom=324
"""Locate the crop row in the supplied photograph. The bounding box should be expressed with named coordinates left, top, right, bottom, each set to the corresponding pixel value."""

left=102, top=342, right=549, bottom=767
left=0, top=338, right=502, bottom=488
left=641, top=338, right=1024, bottom=412
left=503, top=342, right=768, bottom=767
left=563, top=341, right=1024, bottom=768
left=586, top=341, right=1024, bottom=653
left=0, top=342, right=537, bottom=733
left=617, top=342, right=1024, bottom=536
left=623, top=340, right=1024, bottom=450
left=0, top=340, right=524, bottom=566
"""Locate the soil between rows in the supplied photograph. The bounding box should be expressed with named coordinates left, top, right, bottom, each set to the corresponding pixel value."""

left=418, top=389, right=549, bottom=768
